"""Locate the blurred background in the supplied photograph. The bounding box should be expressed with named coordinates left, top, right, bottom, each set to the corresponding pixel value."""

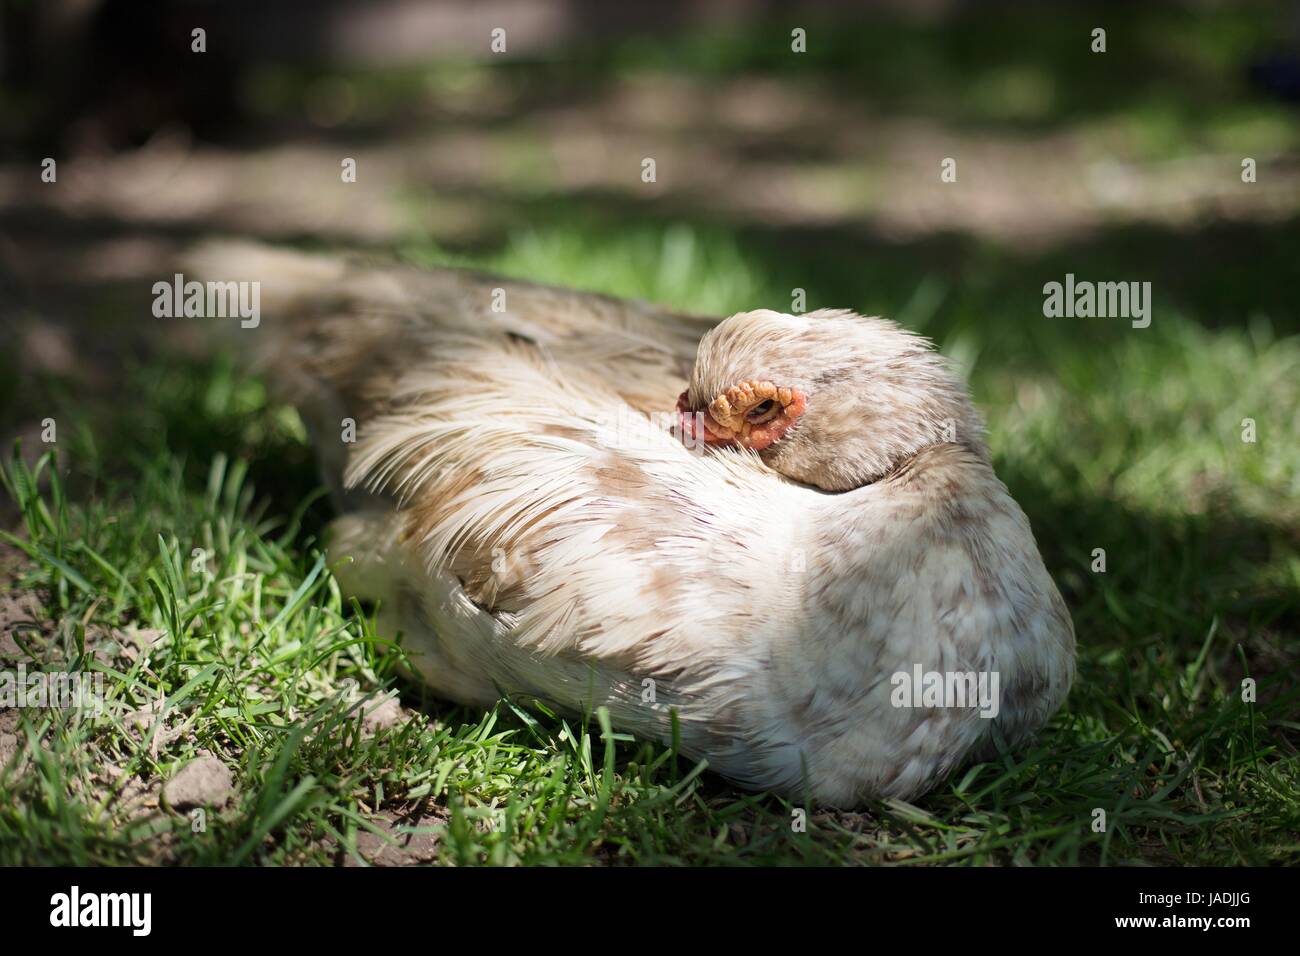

left=0, top=0, right=1297, bottom=865
left=3, top=0, right=1299, bottom=613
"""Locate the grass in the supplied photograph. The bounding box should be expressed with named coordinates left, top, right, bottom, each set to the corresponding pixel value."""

left=2, top=219, right=1297, bottom=866
left=2, top=2, right=1298, bottom=865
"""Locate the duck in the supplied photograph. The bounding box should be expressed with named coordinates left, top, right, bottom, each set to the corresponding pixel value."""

left=191, top=241, right=1075, bottom=806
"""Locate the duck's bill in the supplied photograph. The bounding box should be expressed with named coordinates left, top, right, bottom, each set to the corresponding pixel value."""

left=677, top=391, right=735, bottom=448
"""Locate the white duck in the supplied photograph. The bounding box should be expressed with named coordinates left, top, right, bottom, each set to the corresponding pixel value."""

left=194, top=243, right=1075, bottom=806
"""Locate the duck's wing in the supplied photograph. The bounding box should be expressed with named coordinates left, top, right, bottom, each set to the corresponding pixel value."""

left=347, top=325, right=807, bottom=672
left=337, top=324, right=816, bottom=792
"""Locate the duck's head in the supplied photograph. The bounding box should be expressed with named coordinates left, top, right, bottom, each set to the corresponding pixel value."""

left=677, top=309, right=985, bottom=492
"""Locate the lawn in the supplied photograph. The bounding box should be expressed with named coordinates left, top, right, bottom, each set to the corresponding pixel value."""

left=1, top=3, right=1297, bottom=865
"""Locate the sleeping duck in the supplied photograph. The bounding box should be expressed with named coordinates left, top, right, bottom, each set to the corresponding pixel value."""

left=193, top=242, right=1075, bottom=806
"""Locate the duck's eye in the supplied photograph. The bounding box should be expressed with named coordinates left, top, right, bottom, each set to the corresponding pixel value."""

left=746, top=399, right=779, bottom=424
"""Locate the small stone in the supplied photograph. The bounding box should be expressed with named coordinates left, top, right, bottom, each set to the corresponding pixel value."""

left=343, top=812, right=443, bottom=867
left=360, top=693, right=405, bottom=735
left=117, top=625, right=164, bottom=662
left=162, top=755, right=233, bottom=810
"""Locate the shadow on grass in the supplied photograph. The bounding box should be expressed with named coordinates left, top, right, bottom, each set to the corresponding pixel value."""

left=79, top=2, right=1289, bottom=150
